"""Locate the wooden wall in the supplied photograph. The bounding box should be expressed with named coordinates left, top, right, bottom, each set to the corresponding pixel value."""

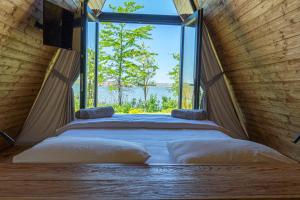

left=200, top=0, right=300, bottom=161
left=0, top=0, right=56, bottom=149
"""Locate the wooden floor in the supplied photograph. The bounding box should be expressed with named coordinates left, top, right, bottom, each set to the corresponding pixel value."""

left=0, top=163, right=299, bottom=199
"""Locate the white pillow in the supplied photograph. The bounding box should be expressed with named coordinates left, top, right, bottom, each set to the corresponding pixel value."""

left=167, top=139, right=297, bottom=164
left=13, top=137, right=150, bottom=164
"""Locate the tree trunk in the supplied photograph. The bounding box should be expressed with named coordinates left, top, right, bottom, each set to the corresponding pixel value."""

left=143, top=85, right=147, bottom=102
left=118, top=83, right=122, bottom=106
left=117, top=27, right=124, bottom=106
left=117, top=63, right=122, bottom=105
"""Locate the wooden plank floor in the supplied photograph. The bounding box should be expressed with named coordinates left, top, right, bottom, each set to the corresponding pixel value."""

left=0, top=164, right=299, bottom=199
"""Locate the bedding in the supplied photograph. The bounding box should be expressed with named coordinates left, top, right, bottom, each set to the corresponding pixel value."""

left=167, top=139, right=297, bottom=164
left=75, top=106, right=114, bottom=119
left=53, top=114, right=234, bottom=164
left=171, top=109, right=207, bottom=120
left=58, top=129, right=231, bottom=164
left=13, top=137, right=150, bottom=164
left=15, top=114, right=294, bottom=164
left=55, top=114, right=236, bottom=138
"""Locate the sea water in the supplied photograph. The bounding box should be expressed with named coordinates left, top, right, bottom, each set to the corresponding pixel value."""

left=73, top=84, right=175, bottom=104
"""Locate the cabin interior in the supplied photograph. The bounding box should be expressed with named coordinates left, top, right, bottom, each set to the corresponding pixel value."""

left=0, top=0, right=299, bottom=199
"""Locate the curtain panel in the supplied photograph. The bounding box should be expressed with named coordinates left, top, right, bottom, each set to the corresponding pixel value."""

left=202, top=24, right=248, bottom=139
left=16, top=50, right=80, bottom=145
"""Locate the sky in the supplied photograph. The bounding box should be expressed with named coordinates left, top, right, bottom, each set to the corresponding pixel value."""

left=87, top=0, right=181, bottom=84
left=102, top=0, right=178, bottom=15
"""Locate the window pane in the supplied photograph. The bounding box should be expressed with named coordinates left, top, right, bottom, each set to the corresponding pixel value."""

left=199, top=85, right=205, bottom=109
left=86, top=22, right=96, bottom=108
left=102, top=0, right=178, bottom=15
left=181, top=19, right=196, bottom=109
left=73, top=76, right=80, bottom=112
left=97, top=22, right=181, bottom=113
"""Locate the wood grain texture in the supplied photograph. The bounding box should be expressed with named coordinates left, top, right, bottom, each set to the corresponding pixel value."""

left=88, top=0, right=105, bottom=10
left=47, top=0, right=80, bottom=12
left=0, top=164, right=299, bottom=199
left=0, top=0, right=57, bottom=149
left=200, top=0, right=300, bottom=161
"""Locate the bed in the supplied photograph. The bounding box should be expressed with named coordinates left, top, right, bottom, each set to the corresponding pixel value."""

left=2, top=112, right=300, bottom=199
left=13, top=114, right=296, bottom=164
left=54, top=114, right=232, bottom=164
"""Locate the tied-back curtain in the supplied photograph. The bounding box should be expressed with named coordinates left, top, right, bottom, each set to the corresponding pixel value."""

left=202, top=23, right=248, bottom=139
left=16, top=50, right=80, bottom=145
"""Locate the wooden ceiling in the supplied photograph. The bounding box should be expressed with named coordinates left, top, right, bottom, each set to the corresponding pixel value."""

left=47, top=0, right=80, bottom=11
left=46, top=0, right=105, bottom=12
left=173, top=0, right=194, bottom=18
left=28, top=0, right=106, bottom=24
left=173, top=0, right=200, bottom=19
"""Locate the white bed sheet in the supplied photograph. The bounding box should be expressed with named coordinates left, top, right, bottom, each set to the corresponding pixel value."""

left=58, top=129, right=231, bottom=164
left=56, top=114, right=236, bottom=138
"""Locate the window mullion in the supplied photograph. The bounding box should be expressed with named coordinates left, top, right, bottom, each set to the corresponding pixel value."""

left=94, top=23, right=99, bottom=107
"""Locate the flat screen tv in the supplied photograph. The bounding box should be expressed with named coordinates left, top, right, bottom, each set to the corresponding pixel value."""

left=43, top=0, right=74, bottom=49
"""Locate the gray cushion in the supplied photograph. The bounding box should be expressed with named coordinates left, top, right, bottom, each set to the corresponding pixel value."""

left=171, top=109, right=207, bottom=120
left=75, top=106, right=114, bottom=119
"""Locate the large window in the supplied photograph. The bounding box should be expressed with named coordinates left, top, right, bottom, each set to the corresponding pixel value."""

left=77, top=0, right=204, bottom=113
left=180, top=10, right=205, bottom=110
left=96, top=23, right=181, bottom=114
left=181, top=21, right=196, bottom=109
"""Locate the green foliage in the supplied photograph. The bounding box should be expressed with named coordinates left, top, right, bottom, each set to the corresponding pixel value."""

left=75, top=0, right=181, bottom=114
left=74, top=94, right=80, bottom=112
left=87, top=48, right=95, bottom=108
left=129, top=108, right=144, bottom=114
left=98, top=0, right=154, bottom=105
left=96, top=95, right=177, bottom=114
left=162, top=96, right=177, bottom=110
left=129, top=43, right=158, bottom=101
left=168, top=53, right=180, bottom=97
left=113, top=103, right=132, bottom=113
left=109, top=1, right=143, bottom=13
left=144, top=95, right=160, bottom=112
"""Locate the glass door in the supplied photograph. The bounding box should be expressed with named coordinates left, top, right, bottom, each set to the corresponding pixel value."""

left=179, top=10, right=203, bottom=109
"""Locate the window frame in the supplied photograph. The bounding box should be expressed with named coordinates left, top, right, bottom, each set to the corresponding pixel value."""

left=79, top=0, right=204, bottom=110
left=179, top=9, right=204, bottom=110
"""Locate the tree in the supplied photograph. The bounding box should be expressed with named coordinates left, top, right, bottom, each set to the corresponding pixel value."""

left=99, top=1, right=154, bottom=105
left=87, top=48, right=105, bottom=108
left=168, top=53, right=180, bottom=97
left=87, top=48, right=95, bottom=108
left=130, top=43, right=158, bottom=101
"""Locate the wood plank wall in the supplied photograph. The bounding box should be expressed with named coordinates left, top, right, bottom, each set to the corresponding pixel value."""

left=200, top=0, right=300, bottom=161
left=0, top=0, right=57, bottom=149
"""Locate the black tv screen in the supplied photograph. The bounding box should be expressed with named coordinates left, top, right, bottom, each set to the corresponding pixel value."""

left=43, top=0, right=74, bottom=49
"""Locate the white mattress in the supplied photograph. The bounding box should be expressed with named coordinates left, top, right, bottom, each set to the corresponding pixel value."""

left=58, top=129, right=231, bottom=164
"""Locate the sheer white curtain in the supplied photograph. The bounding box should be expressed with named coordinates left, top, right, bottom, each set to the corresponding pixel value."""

left=17, top=50, right=80, bottom=145
left=173, top=0, right=248, bottom=139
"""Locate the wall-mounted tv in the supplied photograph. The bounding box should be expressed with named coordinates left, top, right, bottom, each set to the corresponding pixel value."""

left=43, top=0, right=74, bottom=49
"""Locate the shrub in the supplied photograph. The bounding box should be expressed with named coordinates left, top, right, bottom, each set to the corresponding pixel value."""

left=113, top=103, right=132, bottom=113
left=144, top=95, right=160, bottom=112
left=75, top=94, right=178, bottom=114
left=162, top=96, right=177, bottom=110
left=161, top=108, right=174, bottom=113
left=129, top=108, right=144, bottom=114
